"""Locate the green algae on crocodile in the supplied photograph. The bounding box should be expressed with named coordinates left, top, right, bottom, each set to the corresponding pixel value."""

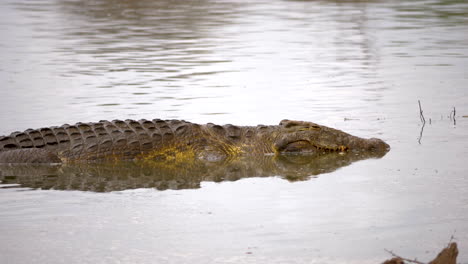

left=0, top=119, right=390, bottom=164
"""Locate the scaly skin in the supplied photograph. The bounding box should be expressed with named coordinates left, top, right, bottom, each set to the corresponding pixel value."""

left=0, top=119, right=390, bottom=163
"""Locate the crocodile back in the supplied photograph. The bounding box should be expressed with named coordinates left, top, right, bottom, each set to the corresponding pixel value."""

left=0, top=119, right=194, bottom=161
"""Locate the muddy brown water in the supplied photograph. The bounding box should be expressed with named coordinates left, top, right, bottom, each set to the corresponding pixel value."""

left=1, top=0, right=468, bottom=263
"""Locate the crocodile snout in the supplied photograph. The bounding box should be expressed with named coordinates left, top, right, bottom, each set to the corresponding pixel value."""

left=366, top=138, right=390, bottom=153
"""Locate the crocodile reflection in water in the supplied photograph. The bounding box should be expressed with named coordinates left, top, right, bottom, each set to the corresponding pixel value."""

left=0, top=151, right=386, bottom=192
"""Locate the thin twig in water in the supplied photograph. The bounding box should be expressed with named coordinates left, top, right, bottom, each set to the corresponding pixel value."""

left=418, top=122, right=425, bottom=145
left=384, top=249, right=426, bottom=264
left=418, top=101, right=426, bottom=144
left=418, top=100, right=426, bottom=124
left=384, top=236, right=458, bottom=264
left=453, top=107, right=456, bottom=125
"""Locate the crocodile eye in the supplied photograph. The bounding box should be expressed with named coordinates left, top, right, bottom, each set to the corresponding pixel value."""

left=283, top=140, right=316, bottom=153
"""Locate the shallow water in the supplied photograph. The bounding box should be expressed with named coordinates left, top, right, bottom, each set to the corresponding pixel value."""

left=1, top=0, right=468, bottom=263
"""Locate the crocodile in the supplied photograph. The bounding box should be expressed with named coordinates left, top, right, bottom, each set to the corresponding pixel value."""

left=0, top=119, right=389, bottom=164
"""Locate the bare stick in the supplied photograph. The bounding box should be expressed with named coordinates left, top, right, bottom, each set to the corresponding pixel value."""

left=417, top=101, right=426, bottom=144
left=418, top=121, right=425, bottom=145
left=384, top=249, right=426, bottom=264
left=453, top=107, right=456, bottom=126
left=383, top=236, right=458, bottom=264
left=418, top=100, right=426, bottom=124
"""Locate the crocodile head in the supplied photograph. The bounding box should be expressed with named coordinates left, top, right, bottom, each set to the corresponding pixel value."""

left=273, top=120, right=390, bottom=156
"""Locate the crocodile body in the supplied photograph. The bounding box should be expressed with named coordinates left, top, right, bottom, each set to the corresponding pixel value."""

left=0, top=119, right=389, bottom=163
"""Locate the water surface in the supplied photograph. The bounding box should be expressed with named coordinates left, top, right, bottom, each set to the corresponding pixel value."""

left=1, top=0, right=468, bottom=263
